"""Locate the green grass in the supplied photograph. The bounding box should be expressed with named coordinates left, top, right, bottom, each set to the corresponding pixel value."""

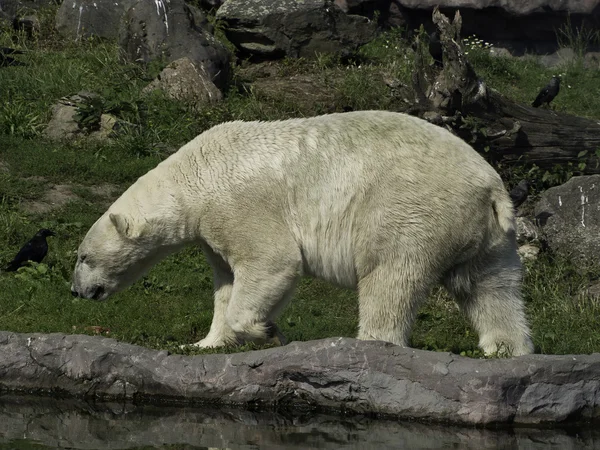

left=1, top=19, right=600, bottom=357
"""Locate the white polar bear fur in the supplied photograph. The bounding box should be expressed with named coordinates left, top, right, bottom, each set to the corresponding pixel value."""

left=71, top=110, right=533, bottom=356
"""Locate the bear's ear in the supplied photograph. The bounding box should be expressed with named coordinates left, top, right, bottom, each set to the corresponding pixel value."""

left=110, top=213, right=151, bottom=239
left=109, top=213, right=142, bottom=238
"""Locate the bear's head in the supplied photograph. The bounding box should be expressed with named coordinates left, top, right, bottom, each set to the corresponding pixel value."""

left=71, top=212, right=168, bottom=301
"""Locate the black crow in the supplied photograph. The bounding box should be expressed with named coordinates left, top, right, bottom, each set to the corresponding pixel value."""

left=509, top=180, right=529, bottom=209
left=0, top=47, right=25, bottom=67
left=428, top=30, right=443, bottom=67
left=4, top=229, right=55, bottom=272
left=532, top=76, right=560, bottom=108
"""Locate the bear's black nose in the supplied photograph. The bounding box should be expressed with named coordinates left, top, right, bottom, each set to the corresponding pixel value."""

left=71, top=289, right=79, bottom=297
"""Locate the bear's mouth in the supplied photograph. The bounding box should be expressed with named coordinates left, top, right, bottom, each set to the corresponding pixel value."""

left=91, top=285, right=105, bottom=300
left=70, top=284, right=105, bottom=301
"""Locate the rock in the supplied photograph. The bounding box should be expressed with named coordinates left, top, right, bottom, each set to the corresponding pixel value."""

left=215, top=0, right=378, bottom=60
left=576, top=280, right=600, bottom=303
left=55, top=0, right=139, bottom=40
left=534, top=175, right=600, bottom=267
left=13, top=14, right=40, bottom=37
left=516, top=217, right=538, bottom=245
left=44, top=94, right=118, bottom=141
left=584, top=51, right=600, bottom=69
left=518, top=243, right=540, bottom=262
left=539, top=47, right=577, bottom=68
left=88, top=113, right=118, bottom=140
left=142, top=57, right=223, bottom=110
left=44, top=103, right=80, bottom=140
left=119, top=0, right=230, bottom=89
left=1, top=331, right=599, bottom=426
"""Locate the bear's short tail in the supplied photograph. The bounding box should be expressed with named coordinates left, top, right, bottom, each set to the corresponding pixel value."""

left=491, top=188, right=516, bottom=235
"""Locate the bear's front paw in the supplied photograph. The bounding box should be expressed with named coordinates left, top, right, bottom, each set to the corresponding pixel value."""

left=266, top=321, right=288, bottom=347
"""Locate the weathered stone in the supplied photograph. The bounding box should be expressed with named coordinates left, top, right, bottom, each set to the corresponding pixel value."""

left=518, top=243, right=540, bottom=262
left=13, top=14, right=40, bottom=37
left=44, top=93, right=120, bottom=141
left=44, top=101, right=117, bottom=141
left=539, top=47, right=577, bottom=69
left=516, top=217, right=539, bottom=244
left=55, top=0, right=138, bottom=40
left=119, top=0, right=230, bottom=88
left=0, top=331, right=599, bottom=426
left=44, top=103, right=79, bottom=140
left=584, top=51, right=600, bottom=69
left=215, top=0, right=378, bottom=60
left=142, top=57, right=222, bottom=109
left=534, top=175, right=600, bottom=267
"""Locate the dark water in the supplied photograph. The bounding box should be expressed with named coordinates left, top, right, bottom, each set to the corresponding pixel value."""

left=0, top=396, right=597, bottom=450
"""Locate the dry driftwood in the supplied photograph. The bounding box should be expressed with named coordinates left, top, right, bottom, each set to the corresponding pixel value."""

left=411, top=7, right=600, bottom=174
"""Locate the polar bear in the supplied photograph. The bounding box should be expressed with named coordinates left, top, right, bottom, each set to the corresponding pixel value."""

left=71, top=110, right=533, bottom=356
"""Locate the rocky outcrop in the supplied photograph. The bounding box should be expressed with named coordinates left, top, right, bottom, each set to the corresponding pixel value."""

left=534, top=175, right=600, bottom=267
left=119, top=0, right=230, bottom=88
left=213, top=0, right=599, bottom=59
left=215, top=0, right=378, bottom=60
left=55, top=0, right=138, bottom=40
left=1, top=396, right=599, bottom=449
left=55, top=0, right=230, bottom=88
left=1, top=331, right=599, bottom=426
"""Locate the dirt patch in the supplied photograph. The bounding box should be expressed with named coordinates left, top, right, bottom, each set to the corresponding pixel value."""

left=20, top=182, right=120, bottom=215
left=88, top=183, right=120, bottom=199
left=21, top=184, right=80, bottom=215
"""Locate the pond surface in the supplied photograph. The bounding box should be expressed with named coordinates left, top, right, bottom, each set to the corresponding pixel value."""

left=0, top=396, right=596, bottom=449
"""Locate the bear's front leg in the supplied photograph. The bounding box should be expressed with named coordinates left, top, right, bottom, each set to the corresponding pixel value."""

left=224, top=253, right=301, bottom=346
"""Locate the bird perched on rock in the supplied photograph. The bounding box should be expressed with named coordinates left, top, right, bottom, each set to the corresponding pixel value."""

left=428, top=30, right=443, bottom=67
left=509, top=180, right=529, bottom=209
left=0, top=47, right=25, bottom=67
left=4, top=229, right=55, bottom=272
left=532, top=75, right=560, bottom=108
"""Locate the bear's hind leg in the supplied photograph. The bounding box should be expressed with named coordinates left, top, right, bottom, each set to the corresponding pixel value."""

left=357, top=257, right=435, bottom=347
left=225, top=250, right=302, bottom=346
left=445, top=245, right=533, bottom=357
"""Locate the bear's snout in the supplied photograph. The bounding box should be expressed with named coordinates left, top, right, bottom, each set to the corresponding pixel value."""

left=70, top=284, right=105, bottom=301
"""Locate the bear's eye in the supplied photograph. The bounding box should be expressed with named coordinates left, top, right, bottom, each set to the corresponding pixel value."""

left=79, top=254, right=87, bottom=263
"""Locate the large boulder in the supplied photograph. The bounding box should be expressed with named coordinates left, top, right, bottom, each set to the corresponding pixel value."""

left=534, top=175, right=600, bottom=267
left=119, top=0, right=230, bottom=88
left=1, top=331, right=600, bottom=426
left=55, top=0, right=138, bottom=40
left=142, top=57, right=223, bottom=110
left=215, top=0, right=379, bottom=60
left=54, top=0, right=230, bottom=88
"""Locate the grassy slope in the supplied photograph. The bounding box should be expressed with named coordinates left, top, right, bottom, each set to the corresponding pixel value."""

left=1, top=18, right=599, bottom=356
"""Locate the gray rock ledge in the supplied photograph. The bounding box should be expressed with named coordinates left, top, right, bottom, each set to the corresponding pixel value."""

left=0, top=331, right=598, bottom=426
